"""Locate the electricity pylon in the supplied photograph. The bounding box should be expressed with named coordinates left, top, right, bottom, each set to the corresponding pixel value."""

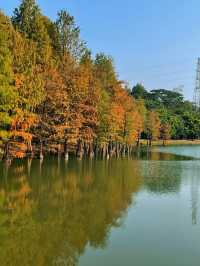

left=194, top=58, right=200, bottom=108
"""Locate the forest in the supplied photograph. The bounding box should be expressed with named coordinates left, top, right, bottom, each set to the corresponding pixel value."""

left=0, top=0, right=200, bottom=160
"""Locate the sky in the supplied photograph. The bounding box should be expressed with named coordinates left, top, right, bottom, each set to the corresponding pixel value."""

left=2, top=0, right=200, bottom=100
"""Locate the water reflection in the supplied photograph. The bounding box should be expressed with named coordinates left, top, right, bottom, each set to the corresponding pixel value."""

left=143, top=161, right=182, bottom=194
left=138, top=148, right=196, bottom=161
left=191, top=175, right=200, bottom=225
left=0, top=158, right=143, bottom=266
left=0, top=150, right=199, bottom=266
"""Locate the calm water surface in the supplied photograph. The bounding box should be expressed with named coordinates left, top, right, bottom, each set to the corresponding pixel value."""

left=0, top=146, right=200, bottom=266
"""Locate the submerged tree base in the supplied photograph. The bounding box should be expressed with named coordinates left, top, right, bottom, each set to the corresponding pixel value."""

left=1, top=139, right=200, bottom=162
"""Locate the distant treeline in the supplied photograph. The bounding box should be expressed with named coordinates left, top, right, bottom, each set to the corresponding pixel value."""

left=0, top=0, right=199, bottom=160
left=131, top=85, right=200, bottom=140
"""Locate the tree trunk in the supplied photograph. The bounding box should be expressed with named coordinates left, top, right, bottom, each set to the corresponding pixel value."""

left=40, top=140, right=44, bottom=160
left=122, top=144, right=126, bottom=157
left=64, top=138, right=69, bottom=161
left=137, top=136, right=140, bottom=147
left=163, top=139, right=166, bottom=146
left=108, top=141, right=112, bottom=158
left=149, top=138, right=152, bottom=147
left=76, top=139, right=83, bottom=160
left=3, top=141, right=10, bottom=162
left=27, top=140, right=33, bottom=157
left=106, top=145, right=109, bottom=160
left=89, top=143, right=94, bottom=159
left=94, top=143, right=98, bottom=158
left=116, top=143, right=119, bottom=158
left=57, top=142, right=61, bottom=156
left=102, top=144, right=106, bottom=159
left=27, top=157, right=32, bottom=176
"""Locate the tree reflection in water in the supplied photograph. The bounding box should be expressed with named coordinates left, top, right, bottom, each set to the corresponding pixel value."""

left=0, top=158, right=142, bottom=266
left=0, top=150, right=189, bottom=266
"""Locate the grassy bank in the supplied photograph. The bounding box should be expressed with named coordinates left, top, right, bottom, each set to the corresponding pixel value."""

left=140, top=139, right=200, bottom=146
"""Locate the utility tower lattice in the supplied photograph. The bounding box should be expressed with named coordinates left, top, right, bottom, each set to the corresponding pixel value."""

left=194, top=58, right=200, bottom=108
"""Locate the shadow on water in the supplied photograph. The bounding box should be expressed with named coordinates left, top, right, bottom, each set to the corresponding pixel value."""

left=0, top=149, right=198, bottom=266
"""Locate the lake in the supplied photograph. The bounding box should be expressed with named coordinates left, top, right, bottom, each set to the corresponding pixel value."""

left=0, top=145, right=200, bottom=266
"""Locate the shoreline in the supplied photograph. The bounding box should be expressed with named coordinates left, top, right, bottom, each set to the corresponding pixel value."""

left=1, top=139, right=200, bottom=161
left=140, top=139, right=200, bottom=146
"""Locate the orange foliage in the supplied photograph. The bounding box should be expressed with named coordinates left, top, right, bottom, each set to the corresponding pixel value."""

left=11, top=109, right=38, bottom=141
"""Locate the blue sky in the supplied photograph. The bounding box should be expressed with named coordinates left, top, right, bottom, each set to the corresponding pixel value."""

left=2, top=0, right=200, bottom=100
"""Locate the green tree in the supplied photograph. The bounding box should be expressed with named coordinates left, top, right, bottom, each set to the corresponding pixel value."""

left=0, top=13, right=17, bottom=140
left=131, top=83, right=148, bottom=99
left=12, top=0, right=40, bottom=39
left=12, top=0, right=51, bottom=65
left=147, top=89, right=184, bottom=110
left=55, top=10, right=85, bottom=58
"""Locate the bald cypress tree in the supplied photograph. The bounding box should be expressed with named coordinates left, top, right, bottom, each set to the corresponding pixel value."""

left=12, top=0, right=51, bottom=65
left=56, top=10, right=85, bottom=58
left=0, top=12, right=17, bottom=139
left=12, top=0, right=40, bottom=39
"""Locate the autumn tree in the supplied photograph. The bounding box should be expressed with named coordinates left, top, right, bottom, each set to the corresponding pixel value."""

left=35, top=65, right=69, bottom=149
left=96, top=88, right=110, bottom=147
left=0, top=12, right=17, bottom=141
left=9, top=28, right=45, bottom=155
left=135, top=99, right=146, bottom=146
left=78, top=51, right=100, bottom=146
left=146, top=111, right=160, bottom=146
left=94, top=53, right=117, bottom=91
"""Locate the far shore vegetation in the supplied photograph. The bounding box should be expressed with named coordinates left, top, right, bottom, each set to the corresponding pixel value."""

left=140, top=139, right=200, bottom=146
left=1, top=0, right=200, bottom=161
